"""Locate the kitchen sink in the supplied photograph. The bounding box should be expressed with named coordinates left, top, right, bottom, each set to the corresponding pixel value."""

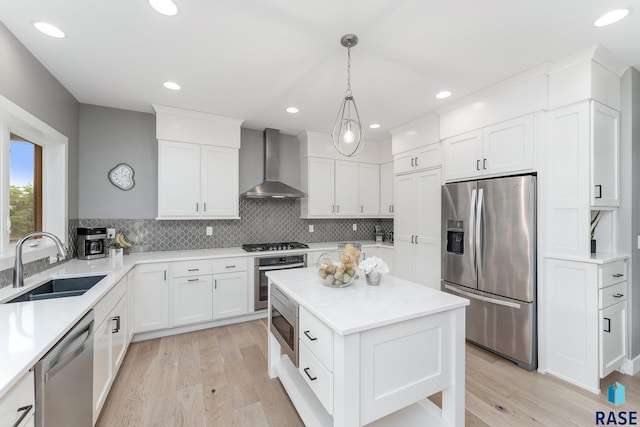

left=7, top=275, right=107, bottom=303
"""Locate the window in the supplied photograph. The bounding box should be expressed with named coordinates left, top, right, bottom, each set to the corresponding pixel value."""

left=9, top=133, right=43, bottom=242
left=0, top=95, right=68, bottom=269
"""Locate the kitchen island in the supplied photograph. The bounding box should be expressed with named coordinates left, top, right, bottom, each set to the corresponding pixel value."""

left=266, top=268, right=469, bottom=427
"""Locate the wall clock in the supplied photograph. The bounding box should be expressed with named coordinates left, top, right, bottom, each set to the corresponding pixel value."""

left=108, top=163, right=135, bottom=191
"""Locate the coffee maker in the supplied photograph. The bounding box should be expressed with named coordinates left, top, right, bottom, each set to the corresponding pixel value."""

left=77, top=227, right=107, bottom=260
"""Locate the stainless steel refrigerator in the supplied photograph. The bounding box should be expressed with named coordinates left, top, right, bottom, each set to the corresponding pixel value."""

left=441, top=175, right=536, bottom=370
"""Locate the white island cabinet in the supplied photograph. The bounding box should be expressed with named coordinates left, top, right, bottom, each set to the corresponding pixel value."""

left=266, top=268, right=468, bottom=427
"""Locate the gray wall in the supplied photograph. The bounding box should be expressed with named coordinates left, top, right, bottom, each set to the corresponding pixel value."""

left=0, top=22, right=80, bottom=218
left=78, top=104, right=157, bottom=218
left=620, top=68, right=640, bottom=359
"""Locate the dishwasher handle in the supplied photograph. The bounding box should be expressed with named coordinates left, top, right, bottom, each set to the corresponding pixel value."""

left=45, top=319, right=94, bottom=383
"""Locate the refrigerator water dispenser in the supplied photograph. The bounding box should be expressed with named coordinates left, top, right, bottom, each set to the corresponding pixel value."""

left=446, top=220, right=464, bottom=254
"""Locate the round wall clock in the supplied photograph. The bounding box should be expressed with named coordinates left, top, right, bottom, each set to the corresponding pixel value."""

left=108, top=163, right=135, bottom=191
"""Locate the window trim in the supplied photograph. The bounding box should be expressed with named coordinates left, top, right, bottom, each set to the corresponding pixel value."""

left=0, top=95, right=68, bottom=271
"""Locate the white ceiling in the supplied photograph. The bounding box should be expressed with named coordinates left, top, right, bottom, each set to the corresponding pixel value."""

left=1, top=0, right=639, bottom=141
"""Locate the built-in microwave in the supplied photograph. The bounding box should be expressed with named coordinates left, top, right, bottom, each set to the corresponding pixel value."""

left=269, top=285, right=299, bottom=367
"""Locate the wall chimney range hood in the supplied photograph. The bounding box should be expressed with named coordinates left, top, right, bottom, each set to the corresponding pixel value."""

left=241, top=128, right=306, bottom=199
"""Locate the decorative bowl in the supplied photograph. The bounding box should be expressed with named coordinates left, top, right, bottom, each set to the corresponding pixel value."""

left=316, top=250, right=357, bottom=288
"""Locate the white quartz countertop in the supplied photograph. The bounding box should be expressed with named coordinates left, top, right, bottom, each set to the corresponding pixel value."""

left=266, top=267, right=469, bottom=335
left=0, top=240, right=392, bottom=397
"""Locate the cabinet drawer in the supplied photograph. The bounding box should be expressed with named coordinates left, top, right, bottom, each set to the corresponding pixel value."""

left=599, top=261, right=626, bottom=288
left=299, top=306, right=333, bottom=371
left=0, top=371, right=34, bottom=427
left=600, top=282, right=627, bottom=309
left=212, top=257, right=247, bottom=274
left=172, top=259, right=213, bottom=277
left=94, top=277, right=127, bottom=327
left=298, top=342, right=333, bottom=415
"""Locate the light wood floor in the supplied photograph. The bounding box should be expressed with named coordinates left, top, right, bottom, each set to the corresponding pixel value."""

left=97, top=320, right=640, bottom=426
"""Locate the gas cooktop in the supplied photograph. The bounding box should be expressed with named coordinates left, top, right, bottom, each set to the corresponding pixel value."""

left=242, top=242, right=310, bottom=252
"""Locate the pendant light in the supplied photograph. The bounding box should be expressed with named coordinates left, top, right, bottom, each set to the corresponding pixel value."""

left=332, top=34, right=364, bottom=157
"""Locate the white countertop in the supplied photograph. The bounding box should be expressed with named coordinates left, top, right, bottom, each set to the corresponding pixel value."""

left=266, top=267, right=469, bottom=335
left=0, top=240, right=393, bottom=397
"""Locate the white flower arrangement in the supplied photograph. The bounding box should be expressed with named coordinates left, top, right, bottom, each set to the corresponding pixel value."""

left=358, top=256, right=390, bottom=275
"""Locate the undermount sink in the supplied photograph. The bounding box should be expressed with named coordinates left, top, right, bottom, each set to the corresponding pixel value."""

left=7, top=275, right=107, bottom=303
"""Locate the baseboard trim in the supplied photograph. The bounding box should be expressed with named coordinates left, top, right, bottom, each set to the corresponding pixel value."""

left=620, top=355, right=640, bottom=375
left=132, top=311, right=268, bottom=342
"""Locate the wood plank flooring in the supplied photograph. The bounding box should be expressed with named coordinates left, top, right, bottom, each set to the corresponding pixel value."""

left=97, top=320, right=640, bottom=426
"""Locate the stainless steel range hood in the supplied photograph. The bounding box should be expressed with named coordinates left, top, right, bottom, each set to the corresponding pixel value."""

left=240, top=128, right=306, bottom=199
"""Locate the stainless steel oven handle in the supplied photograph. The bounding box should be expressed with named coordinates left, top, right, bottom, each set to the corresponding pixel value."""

left=444, top=284, right=521, bottom=309
left=258, top=262, right=306, bottom=271
left=45, top=320, right=94, bottom=383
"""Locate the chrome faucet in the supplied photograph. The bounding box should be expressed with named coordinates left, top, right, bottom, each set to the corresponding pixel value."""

left=13, top=231, right=67, bottom=288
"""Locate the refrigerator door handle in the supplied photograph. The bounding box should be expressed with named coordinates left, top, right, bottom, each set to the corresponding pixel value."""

left=469, top=188, right=477, bottom=270
left=444, top=284, right=521, bottom=309
left=476, top=188, right=484, bottom=280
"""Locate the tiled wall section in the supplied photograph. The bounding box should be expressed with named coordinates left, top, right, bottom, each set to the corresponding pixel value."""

left=0, top=200, right=393, bottom=288
left=79, top=199, right=394, bottom=252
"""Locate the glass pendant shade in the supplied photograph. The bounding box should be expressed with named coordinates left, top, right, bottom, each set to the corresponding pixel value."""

left=332, top=95, right=364, bottom=157
left=331, top=34, right=364, bottom=157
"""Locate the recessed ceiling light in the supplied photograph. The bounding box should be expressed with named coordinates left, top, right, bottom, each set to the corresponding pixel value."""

left=435, top=90, right=452, bottom=99
left=163, top=81, right=181, bottom=90
left=369, top=123, right=381, bottom=129
left=594, top=9, right=630, bottom=27
left=286, top=107, right=299, bottom=114
left=33, top=22, right=65, bottom=38
left=149, top=0, right=178, bottom=16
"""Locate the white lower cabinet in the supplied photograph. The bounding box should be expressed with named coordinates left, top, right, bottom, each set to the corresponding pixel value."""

left=213, top=272, right=248, bottom=319
left=93, top=279, right=128, bottom=423
left=172, top=275, right=214, bottom=326
left=134, top=263, right=169, bottom=333
left=0, top=371, right=34, bottom=427
left=378, top=246, right=394, bottom=274
left=126, top=270, right=135, bottom=344
left=600, top=301, right=627, bottom=378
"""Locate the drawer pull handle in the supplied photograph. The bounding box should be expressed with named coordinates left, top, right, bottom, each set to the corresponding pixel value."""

left=595, top=184, right=602, bottom=199
left=225, top=265, right=236, bottom=269
left=612, top=273, right=624, bottom=278
left=188, top=268, right=200, bottom=272
left=476, top=159, right=480, bottom=171
left=303, top=367, right=317, bottom=381
left=604, top=317, right=611, bottom=333
left=112, top=316, right=121, bottom=333
left=13, top=405, right=33, bottom=427
left=303, top=330, right=317, bottom=341
left=188, top=278, right=199, bottom=282
left=613, top=293, right=624, bottom=298
left=411, top=157, right=415, bottom=167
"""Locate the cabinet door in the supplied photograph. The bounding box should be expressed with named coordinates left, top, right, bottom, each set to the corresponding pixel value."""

left=111, top=297, right=127, bottom=371
left=378, top=247, right=394, bottom=274
left=126, top=270, right=135, bottom=344
left=307, top=158, right=335, bottom=216
left=201, top=145, right=239, bottom=217
left=591, top=102, right=620, bottom=208
left=172, top=276, right=214, bottom=326
left=334, top=161, right=360, bottom=216
left=394, top=150, right=417, bottom=175
left=414, top=143, right=442, bottom=171
left=414, top=168, right=442, bottom=290
left=158, top=140, right=201, bottom=217
left=359, top=163, right=380, bottom=216
left=482, top=115, right=534, bottom=176
left=213, top=272, right=248, bottom=319
left=93, top=318, right=112, bottom=422
left=379, top=162, right=394, bottom=216
left=393, top=174, right=416, bottom=281
left=134, top=264, right=169, bottom=332
left=443, top=130, right=483, bottom=181
left=600, top=301, right=626, bottom=378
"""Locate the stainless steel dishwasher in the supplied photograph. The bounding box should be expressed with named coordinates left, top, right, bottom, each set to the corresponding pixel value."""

left=35, top=310, right=94, bottom=427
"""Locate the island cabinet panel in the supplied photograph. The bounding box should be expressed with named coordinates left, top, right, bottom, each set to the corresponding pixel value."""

left=359, top=312, right=451, bottom=425
left=299, top=343, right=334, bottom=415
left=300, top=307, right=334, bottom=371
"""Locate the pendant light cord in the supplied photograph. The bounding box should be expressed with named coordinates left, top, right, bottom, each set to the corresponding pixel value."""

left=346, top=46, right=352, bottom=97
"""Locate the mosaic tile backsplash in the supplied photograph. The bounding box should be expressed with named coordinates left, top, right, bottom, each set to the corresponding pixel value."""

left=0, top=199, right=393, bottom=288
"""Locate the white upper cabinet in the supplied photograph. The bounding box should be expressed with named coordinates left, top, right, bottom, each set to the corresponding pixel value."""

left=153, top=105, right=243, bottom=220
left=394, top=143, right=442, bottom=175
left=443, top=114, right=534, bottom=181
left=591, top=101, right=619, bottom=208
left=334, top=161, right=360, bottom=216
left=304, top=158, right=335, bottom=217
left=359, top=163, right=380, bottom=216
left=379, top=161, right=393, bottom=217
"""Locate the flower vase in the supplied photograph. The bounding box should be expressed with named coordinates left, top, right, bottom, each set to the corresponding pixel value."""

left=109, top=248, right=123, bottom=260
left=365, top=271, right=382, bottom=286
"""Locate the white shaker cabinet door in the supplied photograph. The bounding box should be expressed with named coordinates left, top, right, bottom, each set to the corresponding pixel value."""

left=307, top=158, right=336, bottom=216
left=134, top=264, right=170, bottom=333
left=379, top=161, right=394, bottom=216
left=201, top=145, right=239, bottom=217
left=213, top=272, right=249, bottom=319
left=158, top=140, right=201, bottom=217
left=482, top=114, right=534, bottom=176
left=393, top=174, right=416, bottom=281
left=414, top=168, right=442, bottom=290
left=443, top=130, right=483, bottom=181
left=334, top=161, right=360, bottom=216
left=172, top=276, right=214, bottom=326
left=359, top=163, right=380, bottom=216
left=600, top=301, right=626, bottom=378
left=591, top=101, right=620, bottom=208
